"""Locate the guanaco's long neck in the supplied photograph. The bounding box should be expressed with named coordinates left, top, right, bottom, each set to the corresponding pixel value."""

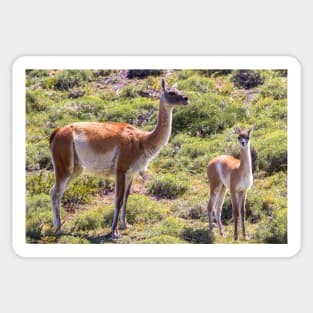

left=146, top=94, right=173, bottom=153
left=239, top=143, right=252, bottom=175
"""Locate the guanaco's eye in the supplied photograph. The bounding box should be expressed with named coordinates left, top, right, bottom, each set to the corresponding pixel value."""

left=168, top=91, right=175, bottom=96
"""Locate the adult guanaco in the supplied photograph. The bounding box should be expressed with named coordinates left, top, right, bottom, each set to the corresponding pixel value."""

left=207, top=126, right=254, bottom=240
left=49, top=79, right=188, bottom=238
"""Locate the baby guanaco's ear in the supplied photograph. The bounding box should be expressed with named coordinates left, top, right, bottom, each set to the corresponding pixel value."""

left=161, top=78, right=166, bottom=91
left=248, top=126, right=254, bottom=137
left=235, top=126, right=241, bottom=134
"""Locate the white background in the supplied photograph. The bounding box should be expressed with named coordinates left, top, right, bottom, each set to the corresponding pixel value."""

left=1, top=1, right=311, bottom=312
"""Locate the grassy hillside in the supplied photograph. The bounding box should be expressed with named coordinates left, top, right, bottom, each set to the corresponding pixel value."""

left=25, top=69, right=288, bottom=244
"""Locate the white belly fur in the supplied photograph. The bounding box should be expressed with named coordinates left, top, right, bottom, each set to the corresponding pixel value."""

left=216, top=161, right=230, bottom=188
left=73, top=134, right=159, bottom=176
left=73, top=134, right=118, bottom=174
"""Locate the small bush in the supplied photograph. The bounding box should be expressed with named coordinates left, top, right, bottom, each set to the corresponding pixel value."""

left=64, top=210, right=103, bottom=234
left=259, top=77, right=287, bottom=100
left=147, top=174, right=188, bottom=199
left=54, top=70, right=92, bottom=91
left=126, top=70, right=163, bottom=79
left=121, top=85, right=139, bottom=98
left=26, top=210, right=54, bottom=239
left=62, top=175, right=99, bottom=209
left=256, top=208, right=287, bottom=243
left=26, top=70, right=50, bottom=78
left=277, top=69, right=288, bottom=77
left=57, top=236, right=90, bottom=244
left=93, top=69, right=112, bottom=77
left=177, top=75, right=214, bottom=93
left=26, top=194, right=51, bottom=215
left=140, top=235, right=187, bottom=244
left=102, top=194, right=168, bottom=227
left=232, top=70, right=263, bottom=89
left=126, top=195, right=168, bottom=225
left=26, top=140, right=52, bottom=170
left=255, top=130, right=287, bottom=174
left=26, top=171, right=54, bottom=196
left=180, top=222, right=214, bottom=244
left=199, top=70, right=232, bottom=77
left=172, top=93, right=247, bottom=137
left=26, top=90, right=51, bottom=113
left=150, top=217, right=185, bottom=237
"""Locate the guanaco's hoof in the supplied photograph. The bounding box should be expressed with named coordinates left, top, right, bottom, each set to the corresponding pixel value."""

left=244, top=235, right=251, bottom=241
left=111, top=232, right=120, bottom=239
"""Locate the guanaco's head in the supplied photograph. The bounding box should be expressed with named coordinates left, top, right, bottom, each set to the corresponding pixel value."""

left=161, top=78, right=188, bottom=107
left=236, top=126, right=254, bottom=149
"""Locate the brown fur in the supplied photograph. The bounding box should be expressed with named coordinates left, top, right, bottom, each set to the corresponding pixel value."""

left=49, top=79, right=188, bottom=238
left=207, top=127, right=253, bottom=240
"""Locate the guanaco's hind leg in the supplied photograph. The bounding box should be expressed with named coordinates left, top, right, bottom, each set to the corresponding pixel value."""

left=50, top=171, right=71, bottom=232
left=207, top=185, right=222, bottom=231
left=50, top=126, right=77, bottom=233
left=215, top=186, right=227, bottom=236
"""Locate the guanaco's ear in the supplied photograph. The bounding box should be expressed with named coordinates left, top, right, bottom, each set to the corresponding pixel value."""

left=235, top=126, right=241, bottom=134
left=248, top=126, right=254, bottom=136
left=161, top=78, right=166, bottom=91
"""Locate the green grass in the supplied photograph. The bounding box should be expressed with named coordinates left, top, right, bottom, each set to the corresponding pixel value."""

left=25, top=69, right=288, bottom=244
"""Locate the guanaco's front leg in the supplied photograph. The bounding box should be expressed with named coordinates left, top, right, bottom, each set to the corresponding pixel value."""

left=111, top=171, right=126, bottom=239
left=231, top=192, right=239, bottom=240
left=120, top=175, right=133, bottom=229
left=239, top=191, right=250, bottom=240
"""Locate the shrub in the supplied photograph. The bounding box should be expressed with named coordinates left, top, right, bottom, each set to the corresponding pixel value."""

left=177, top=75, right=214, bottom=93
left=179, top=76, right=207, bottom=91
left=121, top=85, right=139, bottom=98
left=26, top=90, right=51, bottom=113
left=147, top=174, right=188, bottom=199
left=140, top=235, right=187, bottom=244
left=180, top=222, right=214, bottom=244
left=126, top=70, right=163, bottom=79
left=26, top=210, right=54, bottom=239
left=199, top=70, right=232, bottom=77
left=93, top=69, right=112, bottom=77
left=26, top=194, right=51, bottom=215
left=64, top=209, right=103, bottom=234
left=172, top=93, right=247, bottom=137
left=64, top=95, right=106, bottom=120
left=125, top=195, right=168, bottom=225
left=54, top=70, right=92, bottom=90
left=175, top=199, right=207, bottom=221
left=57, top=236, right=90, bottom=244
left=232, top=70, right=263, bottom=89
left=26, top=171, right=54, bottom=196
left=102, top=194, right=168, bottom=227
left=150, top=217, right=185, bottom=237
left=62, top=175, right=99, bottom=209
left=26, top=70, right=50, bottom=78
left=259, top=77, right=287, bottom=100
left=68, top=89, right=85, bottom=99
left=256, top=208, right=287, bottom=243
left=255, top=129, right=287, bottom=174
left=102, top=98, right=158, bottom=126
left=26, top=139, right=52, bottom=170
left=277, top=69, right=288, bottom=77
left=252, top=98, right=287, bottom=121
